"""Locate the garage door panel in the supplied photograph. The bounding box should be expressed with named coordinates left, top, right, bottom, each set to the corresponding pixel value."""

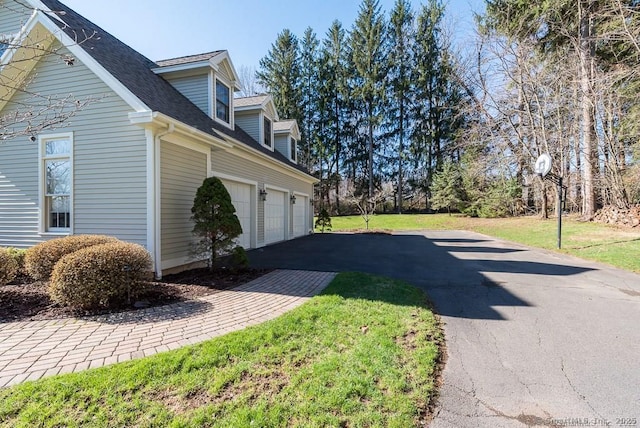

left=265, top=189, right=286, bottom=244
left=293, top=196, right=307, bottom=237
left=221, top=180, right=251, bottom=248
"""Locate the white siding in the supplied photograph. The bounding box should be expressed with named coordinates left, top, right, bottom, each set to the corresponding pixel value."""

left=0, top=42, right=148, bottom=247
left=165, top=74, right=209, bottom=115
left=235, top=112, right=260, bottom=142
left=211, top=149, right=313, bottom=246
left=160, top=142, right=207, bottom=266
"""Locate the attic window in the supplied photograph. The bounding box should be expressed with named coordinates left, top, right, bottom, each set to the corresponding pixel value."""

left=215, top=80, right=230, bottom=123
left=290, top=137, right=297, bottom=162
left=263, top=117, right=272, bottom=148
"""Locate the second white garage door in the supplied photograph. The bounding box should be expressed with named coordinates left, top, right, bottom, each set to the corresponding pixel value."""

left=292, top=195, right=307, bottom=238
left=265, top=189, right=286, bottom=244
left=221, top=179, right=251, bottom=248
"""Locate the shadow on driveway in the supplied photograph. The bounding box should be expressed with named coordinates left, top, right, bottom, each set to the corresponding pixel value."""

left=248, top=233, right=596, bottom=320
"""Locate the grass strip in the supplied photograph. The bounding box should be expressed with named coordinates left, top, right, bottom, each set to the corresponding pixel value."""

left=0, top=272, right=443, bottom=428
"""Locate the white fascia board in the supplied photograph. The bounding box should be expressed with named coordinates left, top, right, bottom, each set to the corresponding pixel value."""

left=290, top=121, right=301, bottom=140
left=33, top=10, right=149, bottom=112
left=151, top=61, right=209, bottom=75
left=128, top=111, right=233, bottom=150
left=0, top=8, right=37, bottom=65
left=234, top=105, right=260, bottom=114
left=210, top=51, right=241, bottom=91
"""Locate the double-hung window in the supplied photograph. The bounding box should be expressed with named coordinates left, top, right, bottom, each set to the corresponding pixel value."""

left=41, top=134, right=72, bottom=233
left=215, top=79, right=230, bottom=123
left=263, top=117, right=272, bottom=148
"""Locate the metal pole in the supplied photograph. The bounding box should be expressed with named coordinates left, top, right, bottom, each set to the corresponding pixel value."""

left=557, top=176, right=563, bottom=249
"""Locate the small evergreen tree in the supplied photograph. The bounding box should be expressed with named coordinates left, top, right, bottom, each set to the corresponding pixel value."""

left=191, top=177, right=242, bottom=271
left=430, top=160, right=463, bottom=215
left=315, top=208, right=332, bottom=232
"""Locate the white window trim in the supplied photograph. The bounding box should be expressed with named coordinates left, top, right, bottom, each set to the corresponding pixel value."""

left=39, top=132, right=74, bottom=235
left=213, top=74, right=234, bottom=129
left=262, top=114, right=273, bottom=151
left=290, top=136, right=297, bottom=163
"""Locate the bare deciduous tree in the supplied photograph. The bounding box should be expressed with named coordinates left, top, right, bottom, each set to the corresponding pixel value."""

left=236, top=65, right=264, bottom=98
left=0, top=1, right=98, bottom=141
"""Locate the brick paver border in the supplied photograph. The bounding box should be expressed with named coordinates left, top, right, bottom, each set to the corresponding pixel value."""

left=0, top=270, right=336, bottom=388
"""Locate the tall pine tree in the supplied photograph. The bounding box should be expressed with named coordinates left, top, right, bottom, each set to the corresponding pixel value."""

left=299, top=27, right=320, bottom=170
left=387, top=0, right=415, bottom=213
left=257, top=29, right=302, bottom=122
left=321, top=20, right=352, bottom=211
left=350, top=0, right=388, bottom=198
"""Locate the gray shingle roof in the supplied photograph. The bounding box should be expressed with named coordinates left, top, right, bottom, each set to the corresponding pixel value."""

left=155, top=51, right=225, bottom=68
left=274, top=120, right=296, bottom=132
left=39, top=0, right=311, bottom=176
left=234, top=95, right=269, bottom=108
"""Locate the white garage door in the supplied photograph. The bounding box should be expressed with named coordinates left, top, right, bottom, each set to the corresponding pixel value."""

left=292, top=195, right=307, bottom=238
left=222, top=180, right=251, bottom=248
left=265, top=189, right=286, bottom=244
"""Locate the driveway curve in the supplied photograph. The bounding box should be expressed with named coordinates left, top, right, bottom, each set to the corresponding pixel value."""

left=248, top=231, right=640, bottom=427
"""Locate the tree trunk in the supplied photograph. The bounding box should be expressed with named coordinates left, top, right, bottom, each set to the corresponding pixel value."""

left=368, top=102, right=374, bottom=199
left=397, top=99, right=404, bottom=214
left=579, top=1, right=597, bottom=219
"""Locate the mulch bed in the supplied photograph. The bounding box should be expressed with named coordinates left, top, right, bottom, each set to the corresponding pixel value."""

left=0, top=268, right=271, bottom=322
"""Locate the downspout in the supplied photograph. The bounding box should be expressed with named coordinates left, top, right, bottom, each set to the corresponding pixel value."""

left=152, top=123, right=175, bottom=279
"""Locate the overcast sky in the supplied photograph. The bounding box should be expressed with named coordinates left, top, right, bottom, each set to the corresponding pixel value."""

left=60, top=0, right=485, bottom=69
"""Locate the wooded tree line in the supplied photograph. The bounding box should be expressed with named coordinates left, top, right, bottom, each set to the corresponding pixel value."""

left=256, top=0, right=640, bottom=218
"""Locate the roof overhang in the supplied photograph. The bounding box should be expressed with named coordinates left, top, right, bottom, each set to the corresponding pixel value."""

left=129, top=110, right=316, bottom=183
left=129, top=110, right=232, bottom=151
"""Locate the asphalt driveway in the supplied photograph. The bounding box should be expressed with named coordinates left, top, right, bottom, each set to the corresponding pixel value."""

left=248, top=230, right=640, bottom=427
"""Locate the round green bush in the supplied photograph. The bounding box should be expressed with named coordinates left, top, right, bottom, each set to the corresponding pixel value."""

left=5, top=248, right=26, bottom=273
left=49, top=241, right=152, bottom=309
left=24, top=235, right=119, bottom=281
left=0, top=248, right=19, bottom=286
left=230, top=245, right=249, bottom=270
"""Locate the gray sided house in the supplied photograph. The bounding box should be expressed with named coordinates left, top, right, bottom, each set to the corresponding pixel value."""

left=0, top=0, right=316, bottom=277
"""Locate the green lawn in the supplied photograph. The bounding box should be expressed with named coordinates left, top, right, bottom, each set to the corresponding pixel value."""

left=0, top=272, right=442, bottom=428
left=322, top=213, right=640, bottom=272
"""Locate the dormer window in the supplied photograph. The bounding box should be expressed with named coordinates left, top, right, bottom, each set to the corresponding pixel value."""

left=263, top=117, right=272, bottom=148
left=290, top=137, right=297, bottom=162
left=215, top=79, right=230, bottom=123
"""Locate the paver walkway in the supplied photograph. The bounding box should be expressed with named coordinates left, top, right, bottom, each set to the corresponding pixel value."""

left=0, top=269, right=336, bottom=388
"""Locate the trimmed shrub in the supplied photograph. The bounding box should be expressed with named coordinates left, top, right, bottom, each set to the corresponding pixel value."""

left=230, top=245, right=249, bottom=271
left=0, top=248, right=19, bottom=286
left=24, top=235, right=119, bottom=281
left=4, top=247, right=26, bottom=273
left=49, top=241, right=152, bottom=309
